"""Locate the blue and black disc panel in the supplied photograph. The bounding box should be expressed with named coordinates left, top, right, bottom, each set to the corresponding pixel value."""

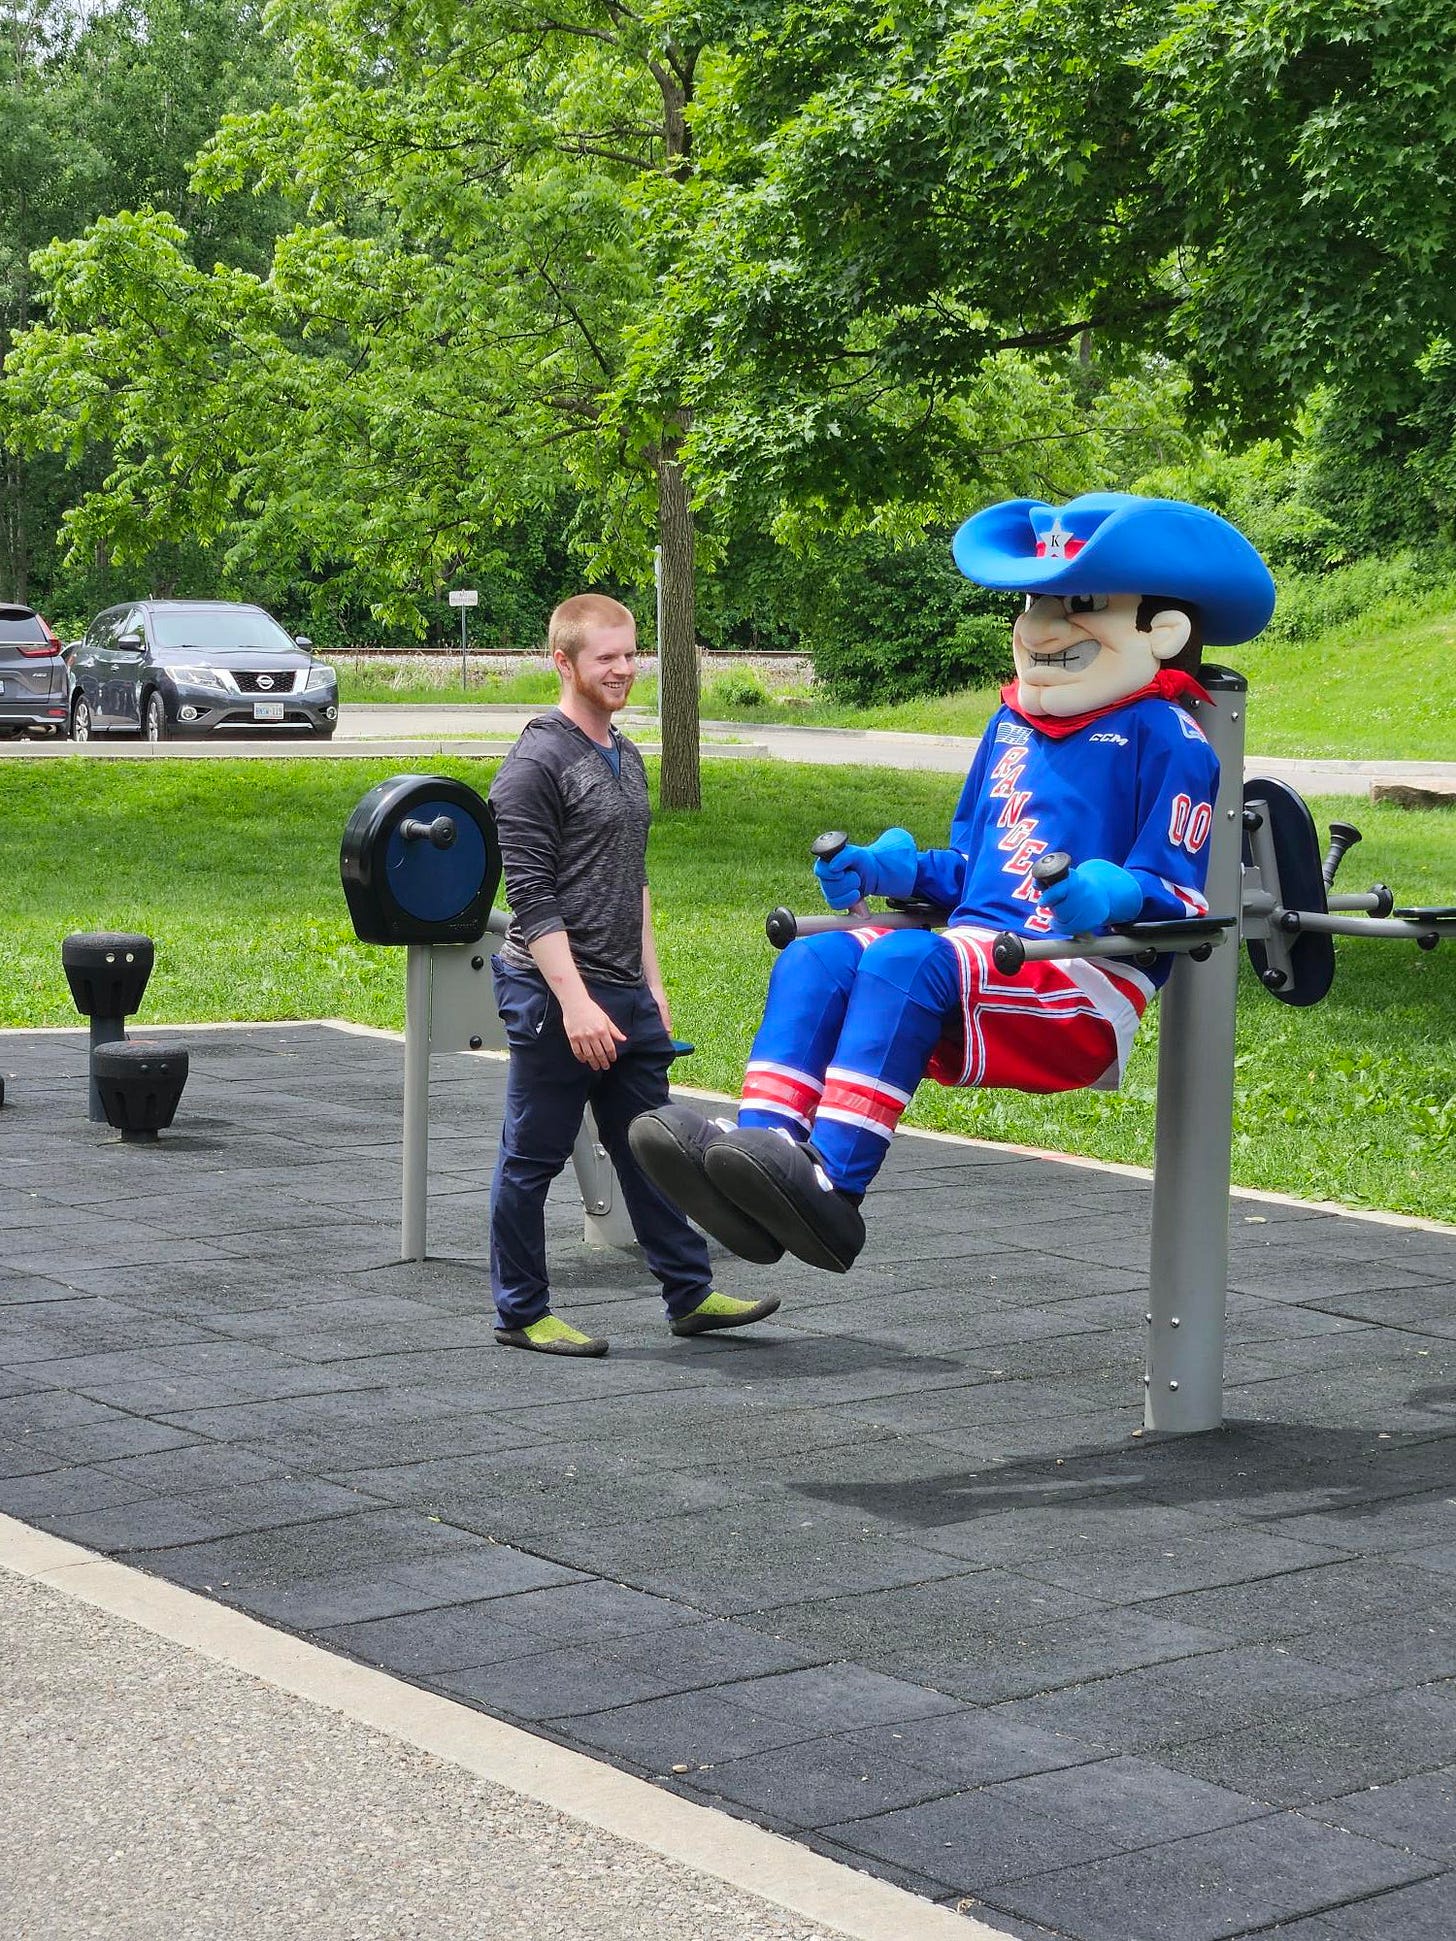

left=340, top=774, right=502, bottom=945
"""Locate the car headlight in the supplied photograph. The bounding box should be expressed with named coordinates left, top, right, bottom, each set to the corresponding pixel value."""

left=169, top=665, right=233, bottom=692
left=303, top=664, right=337, bottom=691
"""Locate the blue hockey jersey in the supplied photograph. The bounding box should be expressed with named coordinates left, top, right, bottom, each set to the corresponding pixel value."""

left=911, top=696, right=1220, bottom=987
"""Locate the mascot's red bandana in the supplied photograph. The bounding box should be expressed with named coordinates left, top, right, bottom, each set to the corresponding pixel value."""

left=999, top=668, right=1213, bottom=740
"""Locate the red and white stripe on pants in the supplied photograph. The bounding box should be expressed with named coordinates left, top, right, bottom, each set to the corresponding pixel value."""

left=926, top=926, right=1151, bottom=1093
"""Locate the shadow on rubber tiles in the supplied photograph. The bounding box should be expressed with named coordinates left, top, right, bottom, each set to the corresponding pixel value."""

left=2, top=1024, right=1454, bottom=1941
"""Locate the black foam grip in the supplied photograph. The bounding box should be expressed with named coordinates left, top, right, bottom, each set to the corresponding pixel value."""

left=992, top=931, right=1026, bottom=974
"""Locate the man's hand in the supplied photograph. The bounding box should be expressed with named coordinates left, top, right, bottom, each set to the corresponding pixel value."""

left=1038, top=859, right=1142, bottom=934
left=561, top=993, right=628, bottom=1070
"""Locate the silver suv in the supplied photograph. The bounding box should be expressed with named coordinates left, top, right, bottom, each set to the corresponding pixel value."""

left=0, top=604, right=69, bottom=738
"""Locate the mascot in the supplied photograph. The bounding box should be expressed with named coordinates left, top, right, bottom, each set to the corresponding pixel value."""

left=629, top=493, right=1275, bottom=1273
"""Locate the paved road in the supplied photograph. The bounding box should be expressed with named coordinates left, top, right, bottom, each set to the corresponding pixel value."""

left=3, top=703, right=1453, bottom=797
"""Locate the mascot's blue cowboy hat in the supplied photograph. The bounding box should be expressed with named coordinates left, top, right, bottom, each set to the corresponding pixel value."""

left=952, top=492, right=1276, bottom=646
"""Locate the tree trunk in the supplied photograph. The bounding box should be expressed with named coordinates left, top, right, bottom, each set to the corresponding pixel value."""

left=654, top=438, right=700, bottom=810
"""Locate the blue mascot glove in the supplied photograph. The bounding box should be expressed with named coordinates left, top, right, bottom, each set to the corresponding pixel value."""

left=1039, top=858, right=1143, bottom=933
left=813, top=827, right=919, bottom=909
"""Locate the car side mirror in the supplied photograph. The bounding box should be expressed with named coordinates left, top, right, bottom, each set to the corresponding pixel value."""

left=115, top=632, right=144, bottom=651
left=294, top=635, right=313, bottom=650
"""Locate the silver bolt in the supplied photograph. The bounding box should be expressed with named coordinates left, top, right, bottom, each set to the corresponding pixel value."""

left=1171, top=1317, right=1181, bottom=1328
left=1230, top=710, right=1241, bottom=721
left=1169, top=1380, right=1179, bottom=1391
left=1145, top=1312, right=1153, bottom=1323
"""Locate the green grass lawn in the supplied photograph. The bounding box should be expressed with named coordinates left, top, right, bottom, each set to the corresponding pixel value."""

left=2, top=759, right=1451, bottom=1220
left=339, top=588, right=1456, bottom=763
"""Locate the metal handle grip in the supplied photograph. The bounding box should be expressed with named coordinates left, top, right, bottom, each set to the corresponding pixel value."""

left=399, top=815, right=458, bottom=850
left=1321, top=821, right=1362, bottom=890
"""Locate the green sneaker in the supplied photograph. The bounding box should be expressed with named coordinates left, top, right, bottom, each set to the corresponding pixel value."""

left=495, top=1312, right=609, bottom=1357
left=669, top=1290, right=782, bottom=1337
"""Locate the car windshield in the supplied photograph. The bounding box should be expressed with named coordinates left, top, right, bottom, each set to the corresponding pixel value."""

left=150, top=608, right=297, bottom=653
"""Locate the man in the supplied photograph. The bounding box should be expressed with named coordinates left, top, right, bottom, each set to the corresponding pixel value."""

left=487, top=592, right=779, bottom=1355
left=629, top=493, right=1275, bottom=1275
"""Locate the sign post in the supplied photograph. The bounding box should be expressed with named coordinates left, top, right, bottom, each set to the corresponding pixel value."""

left=448, top=589, right=479, bottom=691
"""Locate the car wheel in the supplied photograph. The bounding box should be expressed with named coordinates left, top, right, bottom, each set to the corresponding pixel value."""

left=143, top=692, right=170, bottom=742
left=71, top=696, right=93, bottom=743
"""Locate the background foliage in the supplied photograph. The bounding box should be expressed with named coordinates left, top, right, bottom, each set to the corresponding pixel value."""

left=5, top=0, right=1456, bottom=687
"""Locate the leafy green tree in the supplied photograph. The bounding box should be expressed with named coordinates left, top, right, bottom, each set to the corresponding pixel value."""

left=0, top=0, right=289, bottom=611
left=6, top=0, right=719, bottom=803
left=653, top=0, right=1456, bottom=545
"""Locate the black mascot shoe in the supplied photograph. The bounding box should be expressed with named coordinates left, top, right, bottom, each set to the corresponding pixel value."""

left=703, top=1127, right=865, bottom=1274
left=627, top=1104, right=785, bottom=1264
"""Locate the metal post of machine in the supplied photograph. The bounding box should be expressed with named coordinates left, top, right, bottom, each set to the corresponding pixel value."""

left=401, top=943, right=433, bottom=1261
left=1145, top=667, right=1247, bottom=1432
left=573, top=1111, right=637, bottom=1249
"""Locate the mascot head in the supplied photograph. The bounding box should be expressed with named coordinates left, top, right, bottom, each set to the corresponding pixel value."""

left=952, top=493, right=1276, bottom=720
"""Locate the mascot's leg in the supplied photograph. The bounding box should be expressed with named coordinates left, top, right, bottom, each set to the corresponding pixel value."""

left=705, top=931, right=960, bottom=1272
left=628, top=931, right=868, bottom=1262
left=738, top=929, right=871, bottom=1134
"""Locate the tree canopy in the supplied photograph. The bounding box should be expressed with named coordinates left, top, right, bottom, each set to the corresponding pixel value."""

left=4, top=0, right=1456, bottom=782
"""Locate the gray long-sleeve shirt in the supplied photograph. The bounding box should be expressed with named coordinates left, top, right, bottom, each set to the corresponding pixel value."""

left=488, top=710, right=651, bottom=985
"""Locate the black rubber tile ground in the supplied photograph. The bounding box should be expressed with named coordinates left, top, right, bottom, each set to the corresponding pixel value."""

left=3, top=1022, right=1454, bottom=1941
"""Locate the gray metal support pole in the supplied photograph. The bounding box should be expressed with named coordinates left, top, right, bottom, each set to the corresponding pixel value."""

left=573, top=1107, right=637, bottom=1249
left=1145, top=667, right=1247, bottom=1432
left=401, top=944, right=433, bottom=1261
left=460, top=604, right=468, bottom=693
left=87, top=1016, right=125, bottom=1122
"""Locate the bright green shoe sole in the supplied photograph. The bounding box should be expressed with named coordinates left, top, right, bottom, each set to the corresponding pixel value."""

left=670, top=1294, right=781, bottom=1337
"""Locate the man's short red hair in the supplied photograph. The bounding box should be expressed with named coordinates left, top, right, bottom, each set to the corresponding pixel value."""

left=549, top=594, right=635, bottom=664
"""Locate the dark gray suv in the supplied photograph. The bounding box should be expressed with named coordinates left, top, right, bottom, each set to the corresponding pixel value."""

left=69, top=599, right=339, bottom=741
left=0, top=604, right=69, bottom=737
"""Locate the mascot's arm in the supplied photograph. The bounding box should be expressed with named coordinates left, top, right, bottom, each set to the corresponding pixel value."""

left=1117, top=722, right=1221, bottom=922
left=912, top=846, right=970, bottom=910
left=908, top=725, right=997, bottom=912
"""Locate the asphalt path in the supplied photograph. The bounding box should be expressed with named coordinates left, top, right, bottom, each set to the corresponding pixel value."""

left=1, top=703, right=1453, bottom=796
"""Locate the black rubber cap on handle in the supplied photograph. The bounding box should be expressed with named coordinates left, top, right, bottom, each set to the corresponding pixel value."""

left=812, top=830, right=850, bottom=863
left=994, top=851, right=1071, bottom=973
left=399, top=814, right=458, bottom=850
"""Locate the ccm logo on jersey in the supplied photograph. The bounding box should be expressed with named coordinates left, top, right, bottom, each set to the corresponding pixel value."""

left=1089, top=732, right=1129, bottom=746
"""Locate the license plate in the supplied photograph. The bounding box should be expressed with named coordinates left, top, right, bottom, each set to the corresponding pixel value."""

left=253, top=701, right=285, bottom=721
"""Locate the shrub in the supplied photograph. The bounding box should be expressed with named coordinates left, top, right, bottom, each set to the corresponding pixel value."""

left=708, top=670, right=770, bottom=710
left=799, top=533, right=1016, bottom=705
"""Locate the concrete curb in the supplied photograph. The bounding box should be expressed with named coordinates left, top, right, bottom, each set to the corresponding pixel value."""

left=0, top=1516, right=1006, bottom=1941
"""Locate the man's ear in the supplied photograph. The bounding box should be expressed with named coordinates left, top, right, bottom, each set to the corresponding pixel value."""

left=1145, top=607, right=1193, bottom=662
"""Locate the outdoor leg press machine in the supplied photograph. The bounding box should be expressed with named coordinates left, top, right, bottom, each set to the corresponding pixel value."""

left=762, top=668, right=1456, bottom=1435
left=339, top=682, right=1455, bottom=1434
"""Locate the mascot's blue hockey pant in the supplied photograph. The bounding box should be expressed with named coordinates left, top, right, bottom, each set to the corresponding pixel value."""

left=738, top=929, right=960, bottom=1194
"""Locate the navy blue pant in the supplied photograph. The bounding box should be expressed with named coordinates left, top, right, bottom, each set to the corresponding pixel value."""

left=489, top=960, right=713, bottom=1328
